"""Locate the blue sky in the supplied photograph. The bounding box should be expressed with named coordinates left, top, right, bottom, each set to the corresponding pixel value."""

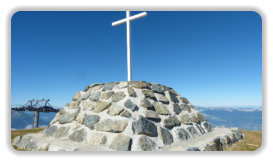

left=11, top=11, right=262, bottom=107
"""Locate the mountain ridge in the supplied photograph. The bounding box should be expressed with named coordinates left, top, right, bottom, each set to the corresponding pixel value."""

left=196, top=106, right=262, bottom=131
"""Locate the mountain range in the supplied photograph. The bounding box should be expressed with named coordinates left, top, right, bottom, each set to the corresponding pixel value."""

left=196, top=106, right=262, bottom=131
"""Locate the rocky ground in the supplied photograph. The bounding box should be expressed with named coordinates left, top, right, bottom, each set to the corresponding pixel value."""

left=12, top=81, right=244, bottom=151
left=12, top=128, right=259, bottom=151
left=160, top=127, right=243, bottom=151
left=12, top=127, right=243, bottom=151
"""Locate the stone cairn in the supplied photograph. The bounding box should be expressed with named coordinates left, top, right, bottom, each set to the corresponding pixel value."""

left=13, top=81, right=243, bottom=151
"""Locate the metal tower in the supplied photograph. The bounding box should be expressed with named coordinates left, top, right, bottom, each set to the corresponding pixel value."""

left=11, top=99, right=59, bottom=128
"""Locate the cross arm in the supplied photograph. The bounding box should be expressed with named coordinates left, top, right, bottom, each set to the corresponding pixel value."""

left=112, top=12, right=147, bottom=26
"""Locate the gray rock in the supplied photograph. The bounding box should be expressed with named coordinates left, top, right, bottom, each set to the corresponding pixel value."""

left=120, top=110, right=131, bottom=118
left=140, top=98, right=154, bottom=110
left=173, top=103, right=182, bottom=114
left=76, top=112, right=86, bottom=124
left=24, top=141, right=38, bottom=151
left=145, top=110, right=160, bottom=121
left=128, top=87, right=137, bottom=97
left=194, top=123, right=206, bottom=135
left=180, top=97, right=189, bottom=104
left=89, top=133, right=107, bottom=146
left=112, top=91, right=126, bottom=102
left=59, top=107, right=66, bottom=114
left=102, top=84, right=114, bottom=91
left=69, top=100, right=80, bottom=109
left=231, top=129, right=244, bottom=142
left=50, top=112, right=60, bottom=125
left=213, top=137, right=224, bottom=151
left=175, top=128, right=191, bottom=141
left=179, top=113, right=192, bottom=124
left=132, top=116, right=158, bottom=137
left=158, top=127, right=173, bottom=145
left=83, top=115, right=100, bottom=130
left=16, top=136, right=33, bottom=150
left=37, top=144, right=49, bottom=151
left=81, top=99, right=94, bottom=111
left=153, top=102, right=170, bottom=115
left=137, top=135, right=156, bottom=151
left=55, top=126, right=70, bottom=138
left=124, top=99, right=138, bottom=111
left=142, top=89, right=157, bottom=101
left=130, top=81, right=148, bottom=89
left=81, top=89, right=92, bottom=100
left=192, top=112, right=206, bottom=124
left=147, top=82, right=152, bottom=87
left=186, top=147, right=200, bottom=151
left=83, top=85, right=90, bottom=92
left=170, top=89, right=180, bottom=96
left=76, top=111, right=86, bottom=124
left=166, top=91, right=179, bottom=103
left=101, top=91, right=114, bottom=100
left=187, top=126, right=200, bottom=137
left=110, top=134, right=132, bottom=151
left=237, top=130, right=244, bottom=140
left=162, top=86, right=172, bottom=91
left=92, top=85, right=102, bottom=91
left=95, top=119, right=128, bottom=133
left=163, top=116, right=181, bottom=129
left=43, top=126, right=57, bottom=136
left=59, top=109, right=79, bottom=124
left=156, top=93, right=169, bottom=104
left=108, top=104, right=124, bottom=116
left=13, top=136, right=22, bottom=146
left=108, top=82, right=118, bottom=86
left=236, top=129, right=244, bottom=140
left=204, top=144, right=217, bottom=151
left=93, top=101, right=111, bottom=113
left=181, top=104, right=191, bottom=113
left=118, top=82, right=128, bottom=88
left=163, top=86, right=174, bottom=92
left=224, top=135, right=232, bottom=146
left=151, top=84, right=164, bottom=94
left=89, top=83, right=101, bottom=88
left=89, top=91, right=101, bottom=101
left=68, top=129, right=86, bottom=143
left=72, top=92, right=81, bottom=101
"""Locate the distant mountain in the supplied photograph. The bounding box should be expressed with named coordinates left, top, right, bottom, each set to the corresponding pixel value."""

left=11, top=111, right=57, bottom=130
left=196, top=106, right=262, bottom=131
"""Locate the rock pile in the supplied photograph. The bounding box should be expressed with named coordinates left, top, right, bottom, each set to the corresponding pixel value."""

left=13, top=81, right=243, bottom=151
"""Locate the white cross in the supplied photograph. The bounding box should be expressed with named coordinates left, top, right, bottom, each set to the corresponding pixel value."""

left=112, top=11, right=147, bottom=81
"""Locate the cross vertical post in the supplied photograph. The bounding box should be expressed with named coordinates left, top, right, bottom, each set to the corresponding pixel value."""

left=112, top=11, right=147, bottom=81
left=126, top=11, right=132, bottom=81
